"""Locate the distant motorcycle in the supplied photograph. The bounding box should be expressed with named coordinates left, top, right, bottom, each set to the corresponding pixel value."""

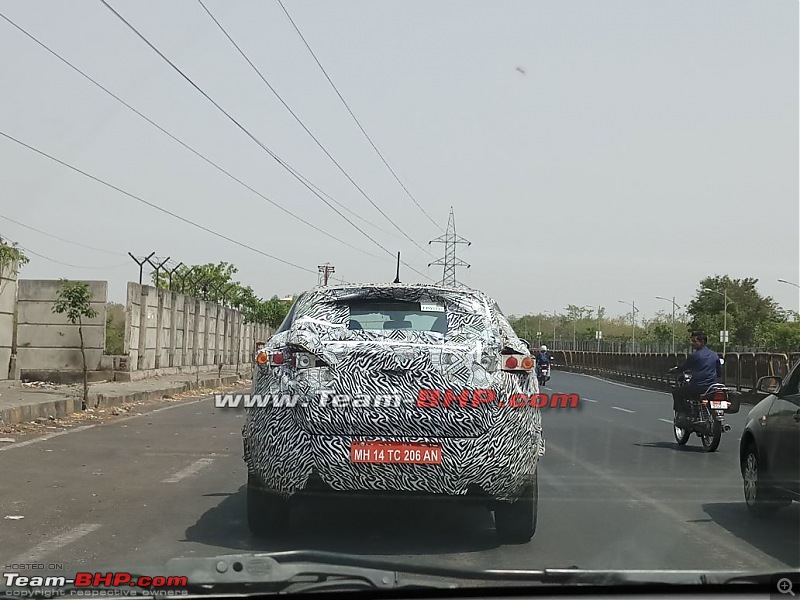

left=671, top=370, right=739, bottom=452
left=537, top=362, right=550, bottom=387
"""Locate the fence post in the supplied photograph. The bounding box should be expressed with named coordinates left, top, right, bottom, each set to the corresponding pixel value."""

left=137, top=285, right=148, bottom=371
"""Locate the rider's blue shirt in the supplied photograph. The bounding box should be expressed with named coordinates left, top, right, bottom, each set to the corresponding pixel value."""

left=537, top=351, right=551, bottom=365
left=678, top=345, right=722, bottom=387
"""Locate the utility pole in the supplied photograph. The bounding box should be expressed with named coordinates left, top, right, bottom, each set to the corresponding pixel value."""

left=656, top=295, right=680, bottom=354
left=618, top=300, right=639, bottom=352
left=318, top=263, right=335, bottom=286
left=596, top=305, right=602, bottom=352
left=702, top=286, right=733, bottom=355
left=429, top=207, right=471, bottom=286
left=777, top=278, right=800, bottom=318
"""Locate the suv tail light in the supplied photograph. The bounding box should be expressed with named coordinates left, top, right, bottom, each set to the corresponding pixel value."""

left=255, top=348, right=328, bottom=368
left=255, top=350, right=287, bottom=366
left=290, top=351, right=329, bottom=369
left=502, top=354, right=534, bottom=372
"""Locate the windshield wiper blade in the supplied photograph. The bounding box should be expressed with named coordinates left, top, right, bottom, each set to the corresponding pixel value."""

left=162, top=551, right=756, bottom=591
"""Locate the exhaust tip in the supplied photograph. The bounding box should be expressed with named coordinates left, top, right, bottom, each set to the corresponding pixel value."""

left=723, top=424, right=731, bottom=432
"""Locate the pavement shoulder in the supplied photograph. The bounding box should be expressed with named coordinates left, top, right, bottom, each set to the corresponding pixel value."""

left=0, top=369, right=253, bottom=427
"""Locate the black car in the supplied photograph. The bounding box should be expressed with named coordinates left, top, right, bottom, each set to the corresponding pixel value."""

left=739, top=361, right=800, bottom=516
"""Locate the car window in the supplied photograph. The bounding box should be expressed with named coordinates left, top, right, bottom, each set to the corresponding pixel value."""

left=275, top=296, right=301, bottom=334
left=493, top=303, right=519, bottom=347
left=780, top=363, right=800, bottom=396
left=346, top=299, right=448, bottom=333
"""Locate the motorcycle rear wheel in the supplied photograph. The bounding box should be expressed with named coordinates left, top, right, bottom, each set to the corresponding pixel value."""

left=701, top=420, right=722, bottom=452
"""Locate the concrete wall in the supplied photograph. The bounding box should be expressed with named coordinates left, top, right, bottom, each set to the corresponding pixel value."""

left=16, top=280, right=107, bottom=375
left=0, top=263, right=18, bottom=380
left=124, top=283, right=270, bottom=372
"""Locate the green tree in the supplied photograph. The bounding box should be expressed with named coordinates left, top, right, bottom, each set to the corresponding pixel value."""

left=759, top=321, right=800, bottom=351
left=53, top=280, right=98, bottom=409
left=151, top=261, right=287, bottom=329
left=687, top=276, right=784, bottom=347
left=0, top=235, right=30, bottom=278
left=152, top=261, right=238, bottom=302
left=263, top=295, right=292, bottom=329
left=105, top=302, right=126, bottom=355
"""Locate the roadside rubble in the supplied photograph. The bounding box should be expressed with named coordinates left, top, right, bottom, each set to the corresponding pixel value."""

left=0, top=379, right=251, bottom=439
left=20, top=381, right=60, bottom=389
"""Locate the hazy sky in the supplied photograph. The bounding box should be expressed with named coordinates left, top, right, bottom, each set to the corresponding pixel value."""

left=1, top=0, right=797, bottom=319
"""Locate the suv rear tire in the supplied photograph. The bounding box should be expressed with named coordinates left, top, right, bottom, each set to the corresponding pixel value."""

left=494, top=471, right=538, bottom=544
left=247, top=472, right=290, bottom=537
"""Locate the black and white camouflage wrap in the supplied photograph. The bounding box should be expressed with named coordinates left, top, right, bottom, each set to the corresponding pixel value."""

left=242, top=283, right=545, bottom=502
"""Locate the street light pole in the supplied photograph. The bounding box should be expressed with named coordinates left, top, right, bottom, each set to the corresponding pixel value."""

left=777, top=278, right=800, bottom=318
left=671, top=296, right=675, bottom=354
left=655, top=295, right=680, bottom=354
left=618, top=300, right=638, bottom=352
left=597, top=305, right=601, bottom=352
left=572, top=320, right=576, bottom=351
left=702, top=287, right=733, bottom=355
left=723, top=288, right=728, bottom=355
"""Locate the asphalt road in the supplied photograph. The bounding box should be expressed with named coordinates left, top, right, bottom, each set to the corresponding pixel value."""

left=1, top=371, right=797, bottom=578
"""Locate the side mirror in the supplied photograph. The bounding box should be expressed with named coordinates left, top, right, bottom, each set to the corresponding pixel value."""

left=756, top=376, right=781, bottom=394
left=519, top=338, right=530, bottom=350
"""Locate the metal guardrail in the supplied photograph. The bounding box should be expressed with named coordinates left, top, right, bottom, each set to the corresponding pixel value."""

left=551, top=351, right=800, bottom=394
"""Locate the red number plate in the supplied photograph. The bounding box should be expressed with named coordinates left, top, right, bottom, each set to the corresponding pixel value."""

left=350, top=442, right=442, bottom=464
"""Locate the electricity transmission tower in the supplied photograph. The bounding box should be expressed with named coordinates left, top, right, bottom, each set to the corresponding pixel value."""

left=428, top=207, right=470, bottom=286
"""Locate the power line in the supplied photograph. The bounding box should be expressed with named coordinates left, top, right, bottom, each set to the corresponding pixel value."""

left=0, top=129, right=323, bottom=277
left=15, top=243, right=128, bottom=270
left=0, top=11, right=382, bottom=261
left=197, top=0, right=435, bottom=258
left=97, top=0, right=431, bottom=282
left=275, top=0, right=442, bottom=232
left=0, top=213, right=126, bottom=257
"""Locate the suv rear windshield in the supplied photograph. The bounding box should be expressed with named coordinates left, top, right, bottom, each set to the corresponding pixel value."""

left=345, top=300, right=447, bottom=334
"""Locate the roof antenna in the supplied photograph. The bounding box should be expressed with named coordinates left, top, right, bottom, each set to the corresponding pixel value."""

left=393, top=251, right=401, bottom=283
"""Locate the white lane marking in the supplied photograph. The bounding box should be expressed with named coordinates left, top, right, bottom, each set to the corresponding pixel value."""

left=544, top=441, right=775, bottom=570
left=569, top=373, right=670, bottom=395
left=611, top=406, right=634, bottom=413
left=161, top=458, right=215, bottom=483
left=17, top=523, right=101, bottom=563
left=0, top=425, right=97, bottom=453
left=582, top=397, right=598, bottom=403
left=659, top=418, right=674, bottom=424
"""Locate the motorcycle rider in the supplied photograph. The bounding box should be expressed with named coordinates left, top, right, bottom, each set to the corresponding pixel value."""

left=536, top=345, right=552, bottom=382
left=670, top=331, right=723, bottom=423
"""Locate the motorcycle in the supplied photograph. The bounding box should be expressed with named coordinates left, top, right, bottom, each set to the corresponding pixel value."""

left=537, top=362, right=551, bottom=387
left=670, top=370, right=739, bottom=452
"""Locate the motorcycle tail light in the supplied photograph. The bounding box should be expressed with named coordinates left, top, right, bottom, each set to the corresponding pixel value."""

left=712, top=391, right=726, bottom=401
